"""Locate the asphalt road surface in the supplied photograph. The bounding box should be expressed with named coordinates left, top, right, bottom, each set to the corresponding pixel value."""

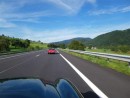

left=0, top=50, right=130, bottom=98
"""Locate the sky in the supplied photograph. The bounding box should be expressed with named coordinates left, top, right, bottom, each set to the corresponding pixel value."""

left=0, top=0, right=130, bottom=43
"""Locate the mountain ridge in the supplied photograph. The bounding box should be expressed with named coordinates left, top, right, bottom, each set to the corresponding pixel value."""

left=52, top=28, right=130, bottom=48
left=53, top=37, right=92, bottom=45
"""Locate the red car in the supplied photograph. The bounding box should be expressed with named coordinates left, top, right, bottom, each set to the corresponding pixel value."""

left=48, top=48, right=56, bottom=54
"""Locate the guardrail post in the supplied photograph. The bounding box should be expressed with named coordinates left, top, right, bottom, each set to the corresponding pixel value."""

left=107, top=58, right=109, bottom=62
left=129, top=62, right=130, bottom=68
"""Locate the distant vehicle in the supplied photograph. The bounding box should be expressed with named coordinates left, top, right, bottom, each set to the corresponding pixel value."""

left=0, top=78, right=99, bottom=98
left=48, top=48, right=56, bottom=54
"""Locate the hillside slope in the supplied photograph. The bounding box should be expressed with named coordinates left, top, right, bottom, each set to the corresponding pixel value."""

left=54, top=37, right=91, bottom=45
left=88, top=29, right=130, bottom=47
left=52, top=28, right=130, bottom=48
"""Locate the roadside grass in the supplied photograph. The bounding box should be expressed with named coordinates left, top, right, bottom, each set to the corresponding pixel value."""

left=85, top=48, right=130, bottom=56
left=63, top=50, right=130, bottom=76
left=0, top=47, right=28, bottom=55
left=11, top=47, right=27, bottom=52
left=30, top=42, right=47, bottom=49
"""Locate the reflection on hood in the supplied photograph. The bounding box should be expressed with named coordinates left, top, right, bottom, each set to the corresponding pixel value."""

left=0, top=78, right=83, bottom=98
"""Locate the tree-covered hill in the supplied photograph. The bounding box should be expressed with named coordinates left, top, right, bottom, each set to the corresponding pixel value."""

left=88, top=29, right=130, bottom=48
left=52, top=28, right=130, bottom=52
left=53, top=37, right=92, bottom=45
left=53, top=29, right=130, bottom=48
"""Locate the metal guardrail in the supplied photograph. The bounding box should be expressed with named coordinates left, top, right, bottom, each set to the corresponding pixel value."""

left=66, top=49, right=130, bottom=65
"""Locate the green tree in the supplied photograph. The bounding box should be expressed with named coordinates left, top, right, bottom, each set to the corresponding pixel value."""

left=59, top=44, right=66, bottom=49
left=0, top=36, right=10, bottom=52
left=22, top=39, right=30, bottom=48
left=88, top=44, right=92, bottom=49
left=48, top=43, right=58, bottom=48
left=68, top=40, right=85, bottom=50
left=35, top=46, right=40, bottom=50
left=11, top=38, right=22, bottom=48
left=118, top=45, right=130, bottom=53
left=110, top=46, right=118, bottom=52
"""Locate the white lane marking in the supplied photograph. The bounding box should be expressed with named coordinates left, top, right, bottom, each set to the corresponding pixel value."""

left=60, top=54, right=108, bottom=98
left=0, top=57, right=34, bottom=74
left=36, top=54, right=40, bottom=57
left=0, top=51, right=42, bottom=60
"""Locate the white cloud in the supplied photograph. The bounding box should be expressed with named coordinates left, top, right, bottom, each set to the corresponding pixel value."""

left=21, top=28, right=80, bottom=42
left=2, top=10, right=52, bottom=20
left=0, top=0, right=97, bottom=27
left=0, top=0, right=53, bottom=21
left=0, top=18, right=16, bottom=28
left=121, top=6, right=130, bottom=12
left=0, top=0, right=29, bottom=14
left=88, top=6, right=130, bottom=15
left=86, top=0, right=96, bottom=5
left=0, top=0, right=129, bottom=43
left=43, top=0, right=96, bottom=14
left=0, top=0, right=53, bottom=23
left=46, top=0, right=85, bottom=14
left=0, top=0, right=96, bottom=19
left=0, top=0, right=97, bottom=23
left=9, top=22, right=129, bottom=43
left=0, top=22, right=129, bottom=43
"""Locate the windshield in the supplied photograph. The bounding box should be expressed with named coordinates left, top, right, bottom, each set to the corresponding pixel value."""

left=0, top=0, right=130, bottom=98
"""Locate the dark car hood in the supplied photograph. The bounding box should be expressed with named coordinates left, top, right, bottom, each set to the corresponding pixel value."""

left=0, top=78, right=83, bottom=98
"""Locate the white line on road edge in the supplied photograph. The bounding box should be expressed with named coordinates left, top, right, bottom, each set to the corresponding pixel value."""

left=60, top=54, right=108, bottom=98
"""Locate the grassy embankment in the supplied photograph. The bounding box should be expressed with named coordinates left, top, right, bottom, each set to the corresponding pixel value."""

left=63, top=50, right=130, bottom=76
left=0, top=42, right=47, bottom=55
left=30, top=42, right=47, bottom=49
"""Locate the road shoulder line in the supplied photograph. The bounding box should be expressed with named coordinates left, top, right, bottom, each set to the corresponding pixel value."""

left=60, top=54, right=108, bottom=98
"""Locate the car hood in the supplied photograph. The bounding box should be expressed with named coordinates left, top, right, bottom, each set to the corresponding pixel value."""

left=0, top=78, right=83, bottom=98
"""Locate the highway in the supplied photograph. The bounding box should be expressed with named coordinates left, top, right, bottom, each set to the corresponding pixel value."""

left=0, top=50, right=130, bottom=98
